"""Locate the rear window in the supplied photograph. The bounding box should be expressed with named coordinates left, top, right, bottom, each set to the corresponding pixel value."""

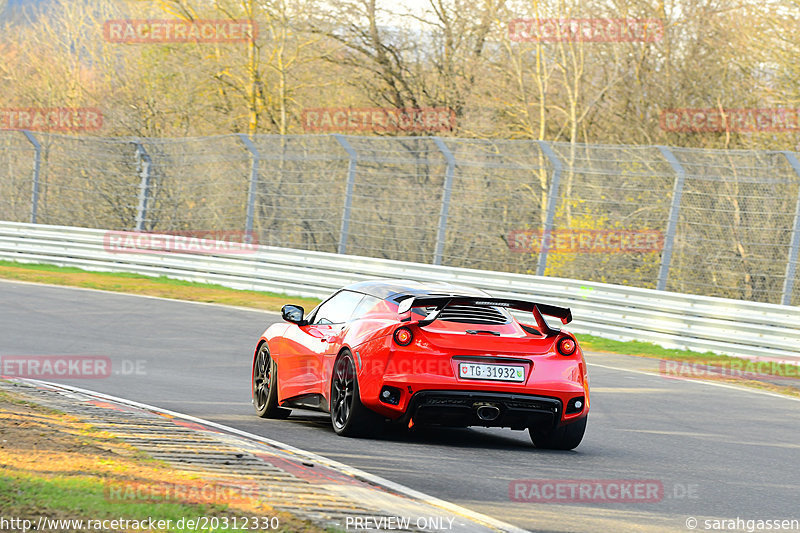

left=312, top=290, right=364, bottom=325
left=351, top=294, right=380, bottom=320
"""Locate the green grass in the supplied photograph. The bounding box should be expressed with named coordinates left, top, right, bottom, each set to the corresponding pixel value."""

left=0, top=258, right=319, bottom=299
left=0, top=474, right=236, bottom=532
left=576, top=333, right=736, bottom=363
left=0, top=259, right=322, bottom=312
left=577, top=333, right=800, bottom=391
left=0, top=259, right=150, bottom=276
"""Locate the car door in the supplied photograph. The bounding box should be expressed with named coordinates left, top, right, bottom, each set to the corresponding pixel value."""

left=307, top=290, right=366, bottom=393
left=277, top=296, right=336, bottom=400
left=278, top=291, right=364, bottom=401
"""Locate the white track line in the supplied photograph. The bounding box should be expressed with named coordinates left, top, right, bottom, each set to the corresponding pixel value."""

left=15, top=377, right=529, bottom=533
left=588, top=362, right=800, bottom=402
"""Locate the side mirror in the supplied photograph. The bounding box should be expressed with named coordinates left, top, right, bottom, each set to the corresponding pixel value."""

left=281, top=304, right=307, bottom=326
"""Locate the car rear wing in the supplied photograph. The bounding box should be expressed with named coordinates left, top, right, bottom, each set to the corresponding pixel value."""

left=397, top=295, right=572, bottom=336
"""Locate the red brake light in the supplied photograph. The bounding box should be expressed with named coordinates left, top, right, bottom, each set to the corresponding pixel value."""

left=557, top=337, right=577, bottom=356
left=394, top=327, right=414, bottom=346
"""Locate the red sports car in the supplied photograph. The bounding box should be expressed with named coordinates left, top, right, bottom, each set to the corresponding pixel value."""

left=251, top=280, right=589, bottom=449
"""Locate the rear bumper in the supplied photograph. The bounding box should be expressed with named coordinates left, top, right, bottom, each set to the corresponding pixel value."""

left=403, top=390, right=562, bottom=431
left=351, top=333, right=590, bottom=426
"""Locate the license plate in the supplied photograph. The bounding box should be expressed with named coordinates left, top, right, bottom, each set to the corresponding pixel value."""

left=458, top=362, right=526, bottom=382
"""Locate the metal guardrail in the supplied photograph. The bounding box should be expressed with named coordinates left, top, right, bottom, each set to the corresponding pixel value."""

left=1, top=221, right=799, bottom=361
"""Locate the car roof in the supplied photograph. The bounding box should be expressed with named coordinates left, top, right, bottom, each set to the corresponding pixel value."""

left=343, top=279, right=490, bottom=301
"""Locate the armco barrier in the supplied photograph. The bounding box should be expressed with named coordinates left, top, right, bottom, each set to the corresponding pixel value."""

left=1, top=221, right=799, bottom=361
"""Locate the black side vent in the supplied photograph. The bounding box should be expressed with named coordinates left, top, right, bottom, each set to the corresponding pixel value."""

left=433, top=305, right=509, bottom=325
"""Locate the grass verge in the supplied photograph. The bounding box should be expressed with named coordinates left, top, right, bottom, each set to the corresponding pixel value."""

left=0, top=259, right=320, bottom=313
left=0, top=388, right=323, bottom=532
left=578, top=333, right=800, bottom=397
left=578, top=333, right=738, bottom=364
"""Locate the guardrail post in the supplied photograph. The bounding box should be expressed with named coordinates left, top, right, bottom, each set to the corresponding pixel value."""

left=657, top=146, right=687, bottom=291
left=781, top=151, right=800, bottom=305
left=535, top=141, right=563, bottom=276
left=134, top=142, right=152, bottom=232
left=433, top=137, right=455, bottom=265
left=238, top=135, right=260, bottom=242
left=21, top=130, right=41, bottom=224
left=334, top=134, right=357, bottom=255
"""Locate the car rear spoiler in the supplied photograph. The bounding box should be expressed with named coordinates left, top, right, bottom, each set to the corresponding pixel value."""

left=397, top=295, right=572, bottom=336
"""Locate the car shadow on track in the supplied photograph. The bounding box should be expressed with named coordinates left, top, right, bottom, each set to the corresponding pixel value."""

left=280, top=410, right=581, bottom=453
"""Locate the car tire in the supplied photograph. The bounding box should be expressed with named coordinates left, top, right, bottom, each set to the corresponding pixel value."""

left=252, top=343, right=291, bottom=419
left=330, top=350, right=382, bottom=437
left=529, top=416, right=587, bottom=450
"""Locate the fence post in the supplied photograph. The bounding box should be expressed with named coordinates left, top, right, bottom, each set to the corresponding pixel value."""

left=21, top=131, right=41, bottom=224
left=238, top=135, right=260, bottom=242
left=333, top=134, right=357, bottom=255
left=133, top=142, right=152, bottom=232
left=656, top=146, right=686, bottom=291
left=433, top=137, right=455, bottom=265
left=535, top=141, right=562, bottom=276
left=781, top=151, right=800, bottom=305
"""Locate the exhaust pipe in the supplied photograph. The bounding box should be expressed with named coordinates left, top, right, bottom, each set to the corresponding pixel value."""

left=476, top=405, right=500, bottom=421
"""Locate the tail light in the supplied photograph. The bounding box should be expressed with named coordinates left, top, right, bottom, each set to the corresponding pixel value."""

left=393, top=327, right=414, bottom=346
left=557, top=336, right=577, bottom=356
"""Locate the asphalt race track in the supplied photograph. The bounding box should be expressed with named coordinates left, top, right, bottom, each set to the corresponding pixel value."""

left=2, top=280, right=799, bottom=532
